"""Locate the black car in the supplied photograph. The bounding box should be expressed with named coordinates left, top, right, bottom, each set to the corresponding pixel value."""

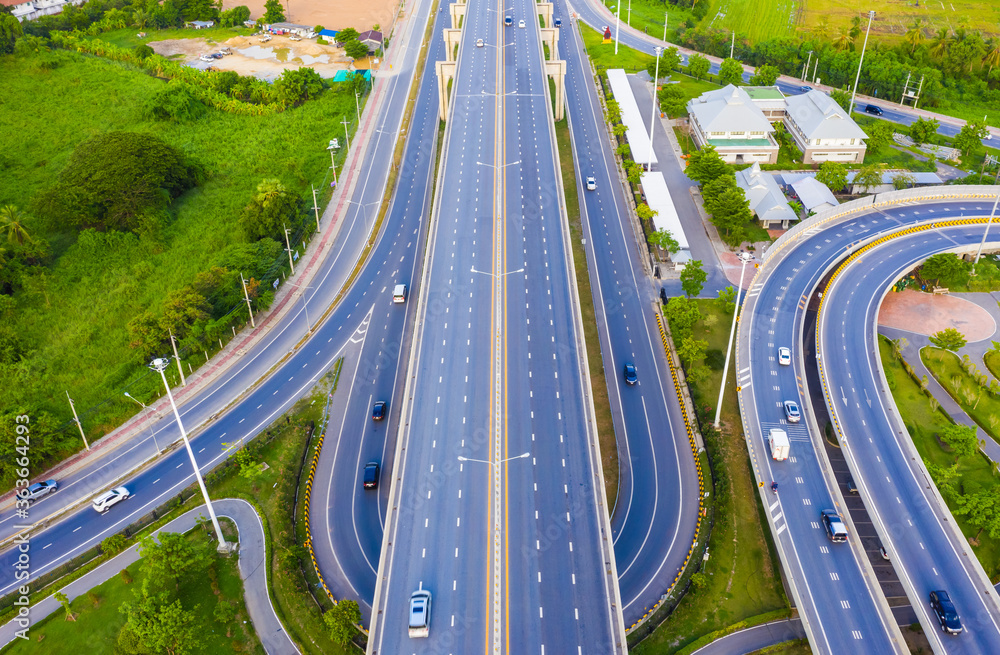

left=372, top=400, right=387, bottom=421
left=929, top=590, right=963, bottom=634
left=363, top=462, right=380, bottom=490
left=659, top=287, right=668, bottom=304
left=865, top=104, right=883, bottom=116
left=846, top=477, right=858, bottom=494
left=623, top=363, right=637, bottom=385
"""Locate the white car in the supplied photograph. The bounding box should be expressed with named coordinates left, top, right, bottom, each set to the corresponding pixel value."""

left=585, top=176, right=596, bottom=191
left=199, top=54, right=216, bottom=62
left=408, top=590, right=432, bottom=638
left=92, top=486, right=130, bottom=513
left=476, top=38, right=484, bottom=47
left=777, top=346, right=791, bottom=366
left=518, top=19, right=526, bottom=28
left=289, top=35, right=301, bottom=41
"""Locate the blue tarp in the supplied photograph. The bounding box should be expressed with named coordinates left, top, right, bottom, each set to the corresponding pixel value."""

left=319, top=29, right=339, bottom=37
left=332, top=70, right=371, bottom=82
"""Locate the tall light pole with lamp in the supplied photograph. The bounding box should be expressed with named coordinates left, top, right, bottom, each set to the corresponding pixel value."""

left=124, top=392, right=161, bottom=456
left=714, top=250, right=754, bottom=428
left=973, top=166, right=1000, bottom=269
left=149, top=358, right=228, bottom=550
left=849, top=11, right=876, bottom=115
left=647, top=46, right=663, bottom=172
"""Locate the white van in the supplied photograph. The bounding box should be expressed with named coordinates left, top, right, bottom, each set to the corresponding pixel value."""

left=393, top=284, right=407, bottom=304
left=93, top=486, right=130, bottom=513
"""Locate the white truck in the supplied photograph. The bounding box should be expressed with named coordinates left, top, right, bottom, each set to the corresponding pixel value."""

left=768, top=428, right=789, bottom=461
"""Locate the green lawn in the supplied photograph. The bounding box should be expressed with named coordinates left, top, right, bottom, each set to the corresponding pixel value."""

left=881, top=337, right=1000, bottom=579
left=96, top=25, right=254, bottom=50
left=920, top=347, right=1000, bottom=447
left=4, top=530, right=263, bottom=654
left=706, top=0, right=799, bottom=44
left=986, top=351, right=1000, bottom=382
left=632, top=300, right=787, bottom=653
left=661, top=73, right=721, bottom=118
left=0, top=47, right=359, bottom=467
left=594, top=0, right=699, bottom=43
left=580, top=22, right=656, bottom=73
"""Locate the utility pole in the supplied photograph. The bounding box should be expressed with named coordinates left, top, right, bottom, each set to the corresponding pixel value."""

left=240, top=272, right=256, bottom=328
left=341, top=118, right=351, bottom=150
left=283, top=224, right=295, bottom=276
left=662, top=10, right=667, bottom=43
left=900, top=71, right=911, bottom=105
left=849, top=10, right=876, bottom=115
left=66, top=391, right=90, bottom=451
left=973, top=167, right=1000, bottom=267
left=627, top=0, right=631, bottom=27
left=802, top=51, right=812, bottom=81
left=730, top=30, right=735, bottom=59
left=167, top=328, right=185, bottom=386
left=355, top=91, right=361, bottom=123
left=812, top=57, right=819, bottom=83
left=311, top=184, right=320, bottom=231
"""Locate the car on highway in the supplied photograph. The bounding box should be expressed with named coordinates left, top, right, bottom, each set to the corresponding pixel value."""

left=585, top=175, right=596, bottom=191
left=799, top=85, right=811, bottom=93
left=518, top=19, right=525, bottom=28
left=554, top=17, right=562, bottom=26
left=929, top=590, right=963, bottom=635
left=21, top=480, right=57, bottom=502
left=504, top=15, right=512, bottom=26
left=623, top=362, right=637, bottom=385
left=363, top=462, right=380, bottom=490
left=777, top=346, right=791, bottom=366
left=92, top=486, right=130, bottom=513
left=408, top=589, right=432, bottom=638
left=393, top=284, right=407, bottom=304
left=783, top=400, right=801, bottom=423
left=372, top=400, right=387, bottom=421
left=659, top=287, right=668, bottom=304
left=476, top=38, right=484, bottom=47
left=821, top=509, right=847, bottom=542
left=846, top=477, right=858, bottom=493
left=879, top=543, right=890, bottom=561
left=865, top=104, right=884, bottom=116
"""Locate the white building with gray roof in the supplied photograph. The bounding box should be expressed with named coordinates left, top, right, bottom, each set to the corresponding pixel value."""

left=686, top=85, right=779, bottom=165
left=784, top=90, right=868, bottom=164
left=736, top=163, right=798, bottom=229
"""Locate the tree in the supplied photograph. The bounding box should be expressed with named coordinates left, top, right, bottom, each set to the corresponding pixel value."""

left=612, top=123, right=627, bottom=139
left=748, top=64, right=779, bottom=86
left=929, top=327, right=967, bottom=351
left=892, top=172, right=915, bottom=190
left=120, top=588, right=198, bottom=655
left=262, top=0, right=284, bottom=23
left=336, top=27, right=359, bottom=43
left=903, top=20, right=925, bottom=54
left=955, top=118, right=990, bottom=159
left=0, top=205, right=31, bottom=246
left=214, top=599, right=237, bottom=636
left=0, top=12, right=22, bottom=54
left=954, top=489, right=1000, bottom=541
left=828, top=89, right=851, bottom=113
left=54, top=591, right=75, bottom=621
left=137, top=532, right=213, bottom=589
left=102, top=533, right=130, bottom=556
left=708, top=186, right=753, bottom=246
left=921, top=253, right=971, bottom=285
left=661, top=46, right=681, bottom=73
left=832, top=26, right=854, bottom=52
left=665, top=296, right=701, bottom=339
left=677, top=335, right=708, bottom=368
left=228, top=444, right=266, bottom=485
left=702, top=174, right=737, bottom=216
left=605, top=99, right=621, bottom=124
left=36, top=131, right=201, bottom=233
left=939, top=423, right=979, bottom=460
left=626, top=162, right=643, bottom=185
left=864, top=120, right=894, bottom=152
left=853, top=163, right=884, bottom=194
left=324, top=600, right=362, bottom=645
left=145, top=82, right=207, bottom=122
left=649, top=229, right=679, bottom=254
left=680, top=260, right=706, bottom=297
left=635, top=202, right=657, bottom=224
left=815, top=162, right=848, bottom=193
left=344, top=38, right=369, bottom=60
left=717, top=57, right=743, bottom=86
left=909, top=117, right=940, bottom=146
left=686, top=145, right=730, bottom=185
left=274, top=67, right=324, bottom=106
left=984, top=38, right=1000, bottom=77
left=688, top=53, right=710, bottom=80
left=239, top=178, right=300, bottom=242
left=717, top=286, right=737, bottom=314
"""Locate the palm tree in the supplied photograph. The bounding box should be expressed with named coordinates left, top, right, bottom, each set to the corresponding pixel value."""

left=832, top=27, right=854, bottom=52
left=0, top=205, right=31, bottom=246
left=982, top=38, right=1000, bottom=76
left=903, top=20, right=924, bottom=54
left=930, top=28, right=951, bottom=59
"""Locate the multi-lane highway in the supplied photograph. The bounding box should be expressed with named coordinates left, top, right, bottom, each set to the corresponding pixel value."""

left=819, top=223, right=1000, bottom=653
left=552, top=4, right=702, bottom=627
left=739, top=191, right=1000, bottom=653
left=368, top=0, right=625, bottom=651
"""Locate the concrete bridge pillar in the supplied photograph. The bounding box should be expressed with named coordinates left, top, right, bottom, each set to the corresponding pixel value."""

left=536, top=2, right=553, bottom=28
left=546, top=60, right=566, bottom=121
left=436, top=60, right=456, bottom=121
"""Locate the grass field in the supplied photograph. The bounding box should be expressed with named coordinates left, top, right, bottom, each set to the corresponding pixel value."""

left=704, top=0, right=800, bottom=45
left=597, top=0, right=700, bottom=42
left=920, top=346, right=1000, bottom=447
left=0, top=47, right=359, bottom=453
left=581, top=22, right=657, bottom=73
left=632, top=300, right=787, bottom=653
left=881, top=337, right=1000, bottom=580
left=4, top=529, right=263, bottom=654
left=799, top=0, right=1000, bottom=44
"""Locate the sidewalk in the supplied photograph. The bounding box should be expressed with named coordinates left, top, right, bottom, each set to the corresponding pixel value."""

left=4, top=5, right=419, bottom=512
left=0, top=499, right=297, bottom=654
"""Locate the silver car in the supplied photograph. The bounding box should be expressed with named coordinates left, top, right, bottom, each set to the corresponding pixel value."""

left=783, top=400, right=801, bottom=423
left=21, top=480, right=57, bottom=502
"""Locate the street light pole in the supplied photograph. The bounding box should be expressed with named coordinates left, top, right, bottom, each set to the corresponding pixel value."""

left=973, top=167, right=1000, bottom=267
left=849, top=10, right=876, bottom=115
left=355, top=91, right=361, bottom=123
left=614, top=3, right=621, bottom=55
left=647, top=46, right=662, bottom=172
left=341, top=118, right=351, bottom=150
left=802, top=51, right=812, bottom=81
left=283, top=224, right=295, bottom=276
left=714, top=251, right=754, bottom=428
left=124, top=392, right=161, bottom=456
left=327, top=143, right=339, bottom=186
left=457, top=452, right=530, bottom=466
left=285, top=282, right=315, bottom=334
left=149, top=358, right=225, bottom=548
left=662, top=10, right=667, bottom=43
